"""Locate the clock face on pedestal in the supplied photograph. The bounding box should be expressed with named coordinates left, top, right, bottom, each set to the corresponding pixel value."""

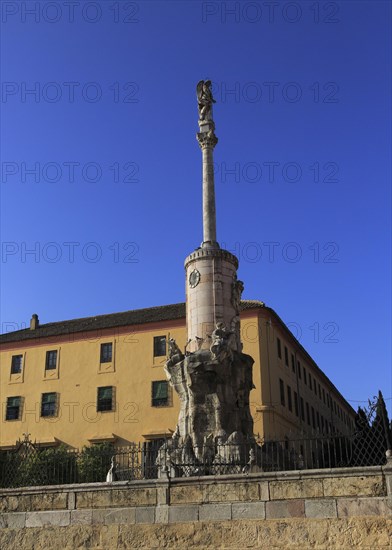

left=189, top=269, right=200, bottom=288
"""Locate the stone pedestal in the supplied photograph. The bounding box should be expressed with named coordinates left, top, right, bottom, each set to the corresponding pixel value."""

left=185, top=247, right=242, bottom=353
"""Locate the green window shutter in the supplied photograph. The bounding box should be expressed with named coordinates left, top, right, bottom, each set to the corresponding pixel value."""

left=152, top=381, right=169, bottom=406
left=41, top=393, right=57, bottom=417
left=8, top=396, right=21, bottom=407
left=43, top=392, right=56, bottom=403
left=97, top=386, right=113, bottom=411
left=6, top=396, right=21, bottom=420
left=100, top=387, right=112, bottom=399
left=154, top=381, right=168, bottom=399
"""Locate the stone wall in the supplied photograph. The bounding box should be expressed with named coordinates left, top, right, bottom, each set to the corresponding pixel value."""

left=1, top=462, right=392, bottom=549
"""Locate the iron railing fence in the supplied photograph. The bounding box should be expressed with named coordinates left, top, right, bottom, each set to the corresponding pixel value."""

left=0, top=425, right=389, bottom=489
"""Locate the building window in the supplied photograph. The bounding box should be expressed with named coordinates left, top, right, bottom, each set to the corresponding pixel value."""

left=277, top=338, right=282, bottom=359
left=279, top=378, right=285, bottom=406
left=314, top=380, right=318, bottom=396
left=287, top=386, right=292, bottom=412
left=11, top=355, right=23, bottom=374
left=309, top=374, right=312, bottom=391
left=143, top=439, right=166, bottom=476
left=97, top=386, right=114, bottom=411
left=322, top=388, right=326, bottom=404
left=41, top=392, right=57, bottom=417
left=318, top=383, right=322, bottom=399
left=294, top=391, right=299, bottom=417
left=300, top=397, right=305, bottom=421
left=153, top=336, right=166, bottom=357
left=100, top=343, right=112, bottom=363
left=303, top=368, right=307, bottom=385
left=284, top=346, right=289, bottom=366
left=297, top=361, right=301, bottom=379
left=291, top=354, right=295, bottom=373
left=45, top=350, right=57, bottom=370
left=306, top=402, right=310, bottom=425
left=6, top=396, right=22, bottom=420
left=311, top=406, right=316, bottom=429
left=316, top=411, right=320, bottom=430
left=152, top=381, right=169, bottom=407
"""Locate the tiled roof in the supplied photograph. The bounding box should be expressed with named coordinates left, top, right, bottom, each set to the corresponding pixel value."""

left=0, top=300, right=265, bottom=344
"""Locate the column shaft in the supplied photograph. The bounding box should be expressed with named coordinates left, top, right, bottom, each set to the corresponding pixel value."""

left=202, top=146, right=217, bottom=244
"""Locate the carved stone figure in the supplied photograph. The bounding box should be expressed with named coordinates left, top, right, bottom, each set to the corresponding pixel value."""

left=210, top=322, right=233, bottom=360
left=231, top=276, right=244, bottom=313
left=195, top=336, right=204, bottom=351
left=106, top=456, right=117, bottom=482
left=242, top=448, right=261, bottom=474
left=197, top=80, right=216, bottom=121
left=168, top=337, right=181, bottom=358
left=230, top=315, right=242, bottom=352
left=166, top=338, right=184, bottom=369
left=184, top=338, right=192, bottom=355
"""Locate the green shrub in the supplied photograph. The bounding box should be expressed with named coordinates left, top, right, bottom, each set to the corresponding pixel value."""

left=77, top=443, right=113, bottom=483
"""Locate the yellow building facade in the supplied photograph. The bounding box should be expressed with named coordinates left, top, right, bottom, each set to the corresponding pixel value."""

left=0, top=300, right=355, bottom=450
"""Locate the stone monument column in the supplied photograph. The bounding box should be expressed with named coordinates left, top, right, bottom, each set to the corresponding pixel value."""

left=159, top=81, right=256, bottom=475
left=185, top=80, right=242, bottom=353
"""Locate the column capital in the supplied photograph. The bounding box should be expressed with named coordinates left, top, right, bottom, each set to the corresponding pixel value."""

left=196, top=130, right=218, bottom=150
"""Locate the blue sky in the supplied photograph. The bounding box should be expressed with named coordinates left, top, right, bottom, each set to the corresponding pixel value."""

left=1, top=1, right=391, bottom=414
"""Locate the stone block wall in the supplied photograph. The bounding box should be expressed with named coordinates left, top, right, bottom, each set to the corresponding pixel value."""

left=1, top=462, right=392, bottom=548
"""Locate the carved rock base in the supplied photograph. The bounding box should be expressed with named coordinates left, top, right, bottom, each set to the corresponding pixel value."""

left=160, top=349, right=256, bottom=475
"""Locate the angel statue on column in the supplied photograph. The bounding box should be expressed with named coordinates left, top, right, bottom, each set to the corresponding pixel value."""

left=197, top=80, right=216, bottom=121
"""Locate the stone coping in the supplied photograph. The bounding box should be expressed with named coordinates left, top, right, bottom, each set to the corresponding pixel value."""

left=170, top=465, right=387, bottom=485
left=0, top=464, right=387, bottom=496
left=0, top=478, right=156, bottom=495
left=184, top=247, right=239, bottom=268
